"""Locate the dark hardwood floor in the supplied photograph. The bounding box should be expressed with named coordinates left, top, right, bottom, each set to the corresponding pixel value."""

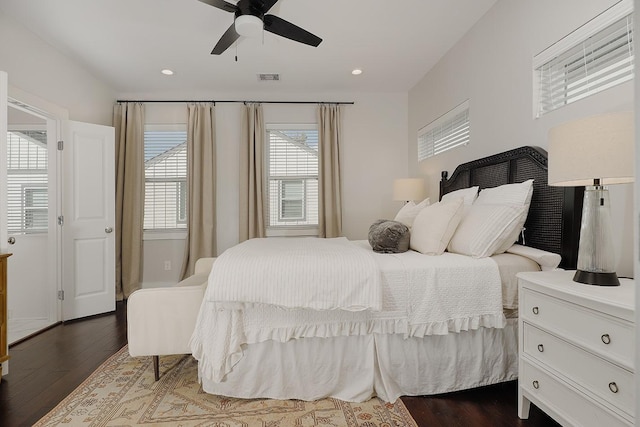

left=0, top=303, right=127, bottom=426
left=402, top=383, right=559, bottom=426
left=0, top=303, right=559, bottom=427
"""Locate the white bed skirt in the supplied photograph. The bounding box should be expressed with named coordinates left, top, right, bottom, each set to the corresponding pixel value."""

left=200, top=319, right=518, bottom=403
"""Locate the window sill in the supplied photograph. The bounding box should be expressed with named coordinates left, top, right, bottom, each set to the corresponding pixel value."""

left=143, top=231, right=187, bottom=241
left=266, top=227, right=318, bottom=238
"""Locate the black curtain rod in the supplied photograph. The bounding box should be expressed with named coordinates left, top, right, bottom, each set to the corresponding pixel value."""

left=115, top=100, right=354, bottom=105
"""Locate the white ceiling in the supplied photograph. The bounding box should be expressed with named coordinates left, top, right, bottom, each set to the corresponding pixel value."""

left=0, top=0, right=497, bottom=95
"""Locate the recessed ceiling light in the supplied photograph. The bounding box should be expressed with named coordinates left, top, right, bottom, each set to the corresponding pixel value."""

left=352, top=69, right=363, bottom=75
left=161, top=69, right=174, bottom=76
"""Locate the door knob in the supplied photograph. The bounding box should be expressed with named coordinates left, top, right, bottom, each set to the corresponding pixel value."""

left=7, top=236, right=15, bottom=245
left=105, top=227, right=113, bottom=234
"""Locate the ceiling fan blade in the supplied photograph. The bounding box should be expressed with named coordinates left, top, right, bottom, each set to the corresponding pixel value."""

left=263, top=14, right=322, bottom=47
left=198, top=0, right=237, bottom=13
left=249, top=0, right=279, bottom=13
left=211, top=23, right=240, bottom=55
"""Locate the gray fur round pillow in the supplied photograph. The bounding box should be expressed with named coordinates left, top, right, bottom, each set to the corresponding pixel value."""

left=368, top=219, right=410, bottom=254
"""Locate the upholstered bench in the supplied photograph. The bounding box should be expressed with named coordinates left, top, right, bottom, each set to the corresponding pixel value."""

left=127, top=257, right=215, bottom=380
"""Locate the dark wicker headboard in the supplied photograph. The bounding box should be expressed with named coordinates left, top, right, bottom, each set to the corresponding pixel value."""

left=440, top=146, right=583, bottom=269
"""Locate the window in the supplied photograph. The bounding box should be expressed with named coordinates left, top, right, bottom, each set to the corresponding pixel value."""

left=280, top=179, right=305, bottom=221
left=266, top=125, right=318, bottom=230
left=24, top=187, right=48, bottom=231
left=534, top=1, right=634, bottom=116
left=6, top=130, right=48, bottom=234
left=417, top=100, right=470, bottom=161
left=143, top=127, right=187, bottom=231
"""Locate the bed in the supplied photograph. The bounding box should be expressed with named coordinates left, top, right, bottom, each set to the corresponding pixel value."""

left=190, top=146, right=583, bottom=403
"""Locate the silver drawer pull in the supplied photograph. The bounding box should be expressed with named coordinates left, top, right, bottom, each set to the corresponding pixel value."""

left=609, top=382, right=619, bottom=393
left=537, top=344, right=544, bottom=352
left=601, top=334, right=611, bottom=345
left=532, top=380, right=539, bottom=389
left=532, top=306, right=539, bottom=315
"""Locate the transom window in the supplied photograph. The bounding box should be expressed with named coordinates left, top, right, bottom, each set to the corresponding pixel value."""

left=143, top=127, right=187, bottom=231
left=534, top=1, right=634, bottom=116
left=266, top=125, right=318, bottom=229
left=417, top=100, right=470, bottom=161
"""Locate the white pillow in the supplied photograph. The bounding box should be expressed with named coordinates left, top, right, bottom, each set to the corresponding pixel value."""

left=410, top=198, right=464, bottom=255
left=394, top=198, right=430, bottom=228
left=447, top=204, right=526, bottom=258
left=441, top=186, right=479, bottom=205
left=475, top=179, right=534, bottom=253
left=476, top=179, right=533, bottom=206
left=506, top=244, right=561, bottom=271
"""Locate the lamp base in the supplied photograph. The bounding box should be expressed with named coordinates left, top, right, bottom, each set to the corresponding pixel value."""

left=573, top=270, right=620, bottom=286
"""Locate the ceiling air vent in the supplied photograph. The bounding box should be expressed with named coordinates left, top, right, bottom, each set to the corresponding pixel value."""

left=258, top=73, right=280, bottom=81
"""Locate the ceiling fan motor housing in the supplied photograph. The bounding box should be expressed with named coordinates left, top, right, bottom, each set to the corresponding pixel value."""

left=234, top=1, right=264, bottom=37
left=234, top=14, right=263, bottom=37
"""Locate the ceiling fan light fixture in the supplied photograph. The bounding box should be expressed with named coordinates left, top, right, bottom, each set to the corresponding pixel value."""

left=235, top=14, right=263, bottom=38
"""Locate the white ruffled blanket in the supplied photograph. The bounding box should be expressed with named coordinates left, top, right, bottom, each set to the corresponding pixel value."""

left=206, top=237, right=382, bottom=311
left=191, top=240, right=505, bottom=383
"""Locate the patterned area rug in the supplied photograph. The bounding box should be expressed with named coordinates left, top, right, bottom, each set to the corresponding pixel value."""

left=35, top=345, right=418, bottom=426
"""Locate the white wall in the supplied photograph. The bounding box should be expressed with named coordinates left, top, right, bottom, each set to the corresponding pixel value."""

left=0, top=9, right=409, bottom=289
left=0, top=10, right=115, bottom=125
left=138, top=92, right=408, bottom=287
left=408, top=0, right=634, bottom=277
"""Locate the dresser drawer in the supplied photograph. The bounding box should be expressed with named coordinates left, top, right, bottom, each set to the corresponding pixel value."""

left=521, top=287, right=634, bottom=368
left=521, top=360, right=631, bottom=427
left=523, top=323, right=635, bottom=417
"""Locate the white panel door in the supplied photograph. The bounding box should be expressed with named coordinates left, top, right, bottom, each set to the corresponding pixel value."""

left=61, top=120, right=115, bottom=320
left=4, top=109, right=57, bottom=345
left=0, top=71, right=8, bottom=252
left=0, top=71, right=8, bottom=377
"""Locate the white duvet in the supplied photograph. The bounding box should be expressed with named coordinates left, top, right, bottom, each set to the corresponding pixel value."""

left=206, top=237, right=382, bottom=311
left=191, top=240, right=505, bottom=383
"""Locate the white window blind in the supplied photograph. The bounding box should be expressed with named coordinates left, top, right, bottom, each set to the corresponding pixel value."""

left=6, top=130, right=48, bottom=234
left=266, top=125, right=318, bottom=228
left=417, top=100, right=470, bottom=161
left=534, top=1, right=634, bottom=116
left=144, top=129, right=187, bottom=231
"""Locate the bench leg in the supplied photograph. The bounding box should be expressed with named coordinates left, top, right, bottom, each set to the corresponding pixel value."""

left=153, top=355, right=160, bottom=381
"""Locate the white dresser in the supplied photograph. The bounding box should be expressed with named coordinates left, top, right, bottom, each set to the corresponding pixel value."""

left=517, top=270, right=635, bottom=427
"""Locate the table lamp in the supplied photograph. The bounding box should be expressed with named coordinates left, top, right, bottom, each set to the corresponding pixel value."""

left=393, top=178, right=426, bottom=203
left=548, top=111, right=634, bottom=286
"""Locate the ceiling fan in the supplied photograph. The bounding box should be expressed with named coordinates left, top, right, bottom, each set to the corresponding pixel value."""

left=198, top=0, right=323, bottom=55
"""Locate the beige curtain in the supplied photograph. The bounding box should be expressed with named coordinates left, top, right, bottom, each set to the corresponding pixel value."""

left=113, top=102, right=145, bottom=300
left=239, top=103, right=266, bottom=241
left=317, top=104, right=343, bottom=238
left=180, top=103, right=217, bottom=279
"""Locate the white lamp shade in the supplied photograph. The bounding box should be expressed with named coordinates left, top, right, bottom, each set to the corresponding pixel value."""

left=393, top=178, right=426, bottom=201
left=235, top=15, right=263, bottom=37
left=548, top=111, right=634, bottom=186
